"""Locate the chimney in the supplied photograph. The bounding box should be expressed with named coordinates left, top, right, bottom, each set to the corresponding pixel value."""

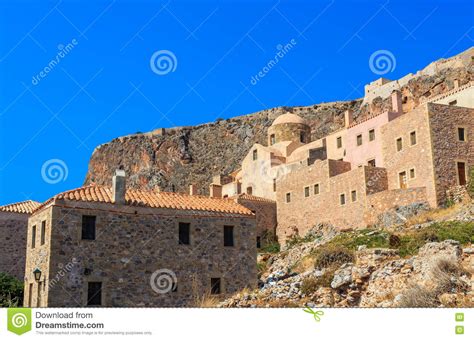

left=189, top=184, right=198, bottom=196
left=209, top=184, right=222, bottom=198
left=454, top=79, right=460, bottom=88
left=344, top=110, right=353, bottom=127
left=391, top=90, right=403, bottom=114
left=112, top=169, right=126, bottom=204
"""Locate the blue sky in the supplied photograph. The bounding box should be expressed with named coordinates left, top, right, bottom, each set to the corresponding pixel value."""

left=0, top=0, right=472, bottom=205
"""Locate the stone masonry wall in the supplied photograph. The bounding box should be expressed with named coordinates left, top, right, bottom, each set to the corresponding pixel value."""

left=0, top=212, right=29, bottom=280
left=267, top=123, right=311, bottom=145
left=235, top=198, right=277, bottom=246
left=27, top=202, right=256, bottom=307
left=428, top=103, right=474, bottom=205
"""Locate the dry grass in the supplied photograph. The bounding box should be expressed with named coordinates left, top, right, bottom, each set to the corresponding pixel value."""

left=194, top=293, right=221, bottom=308
left=313, top=246, right=354, bottom=269
left=292, top=255, right=316, bottom=273
left=404, top=204, right=462, bottom=227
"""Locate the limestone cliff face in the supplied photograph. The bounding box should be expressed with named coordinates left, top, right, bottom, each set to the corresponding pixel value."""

left=84, top=48, right=473, bottom=194
left=84, top=101, right=359, bottom=194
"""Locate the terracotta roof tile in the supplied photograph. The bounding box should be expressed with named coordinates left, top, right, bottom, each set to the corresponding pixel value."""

left=229, top=193, right=276, bottom=203
left=35, top=185, right=253, bottom=216
left=0, top=200, right=42, bottom=214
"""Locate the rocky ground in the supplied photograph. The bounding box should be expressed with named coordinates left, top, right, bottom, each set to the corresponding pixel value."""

left=220, top=203, right=474, bottom=308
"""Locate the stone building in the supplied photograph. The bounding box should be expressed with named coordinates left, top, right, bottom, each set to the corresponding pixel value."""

left=213, top=82, right=473, bottom=243
left=24, top=170, right=257, bottom=307
left=0, top=200, right=41, bottom=279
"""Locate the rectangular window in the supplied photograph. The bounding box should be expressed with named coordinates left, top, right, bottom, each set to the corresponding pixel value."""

left=41, top=221, right=46, bottom=245
left=313, top=183, right=320, bottom=195
left=336, top=136, right=342, bottom=149
left=351, top=190, right=357, bottom=202
left=340, top=193, right=346, bottom=205
left=286, top=192, right=291, bottom=203
left=87, top=282, right=102, bottom=306
left=31, top=225, right=36, bottom=248
left=304, top=186, right=310, bottom=197
left=81, top=216, right=96, bottom=240
left=368, top=159, right=376, bottom=167
left=224, top=225, right=234, bottom=247
left=410, top=168, right=415, bottom=179
left=457, top=162, right=467, bottom=185
left=256, top=236, right=261, bottom=249
left=210, top=278, right=221, bottom=295
left=449, top=100, right=457, bottom=106
left=252, top=149, right=258, bottom=160
left=179, top=222, right=191, bottom=245
left=399, top=171, right=407, bottom=189
left=410, top=131, right=417, bottom=145
left=356, top=134, right=362, bottom=146
left=270, top=134, right=276, bottom=145
left=396, top=137, right=403, bottom=151
left=273, top=178, right=276, bottom=192
left=369, top=129, right=375, bottom=141
left=458, top=127, right=466, bottom=141
left=300, top=131, right=305, bottom=143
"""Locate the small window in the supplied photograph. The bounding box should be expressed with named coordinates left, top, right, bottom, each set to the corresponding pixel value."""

left=286, top=192, right=291, bottom=203
left=87, top=282, right=102, bottom=306
left=246, top=186, right=253, bottom=195
left=179, top=222, right=190, bottom=245
left=252, top=149, right=258, bottom=160
left=410, top=168, right=415, bottom=179
left=336, top=136, right=342, bottom=149
left=256, top=236, right=261, bottom=249
left=399, top=171, right=407, bottom=189
left=81, top=216, right=96, bottom=240
left=41, top=221, right=46, bottom=245
left=351, top=190, right=357, bottom=202
left=356, top=134, right=362, bottom=146
left=313, top=183, right=320, bottom=195
left=449, top=100, right=457, bottom=106
left=458, top=127, right=466, bottom=142
left=304, top=186, right=310, bottom=197
left=340, top=193, right=346, bottom=205
left=210, top=278, right=221, bottom=295
left=300, top=131, right=305, bottom=143
left=396, top=137, right=403, bottom=151
left=457, top=162, right=467, bottom=186
left=273, top=178, right=276, bottom=192
left=410, top=131, right=417, bottom=145
left=31, top=225, right=36, bottom=249
left=224, top=225, right=234, bottom=247
left=270, top=134, right=276, bottom=145
left=368, top=159, right=376, bottom=167
left=369, top=129, right=375, bottom=141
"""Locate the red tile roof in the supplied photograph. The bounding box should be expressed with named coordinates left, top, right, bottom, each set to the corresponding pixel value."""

left=35, top=185, right=254, bottom=216
left=0, top=200, right=41, bottom=214
left=229, top=193, right=276, bottom=203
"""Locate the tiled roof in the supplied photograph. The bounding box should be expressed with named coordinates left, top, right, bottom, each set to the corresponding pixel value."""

left=0, top=200, right=41, bottom=214
left=35, top=185, right=254, bottom=216
left=229, top=193, right=276, bottom=203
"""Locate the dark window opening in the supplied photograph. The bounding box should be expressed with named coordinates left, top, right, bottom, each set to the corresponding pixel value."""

left=410, top=131, right=417, bottom=145
left=356, top=134, right=363, bottom=146
left=246, top=186, right=253, bottom=195
left=179, top=222, right=191, bottom=245
left=273, top=178, right=277, bottom=192
left=210, top=278, right=221, bottom=295
left=224, top=225, right=234, bottom=247
left=252, top=149, right=258, bottom=160
left=286, top=192, right=291, bottom=203
left=87, top=282, right=102, bottom=306
left=256, top=236, right=261, bottom=249
left=300, top=131, right=305, bottom=143
left=458, top=127, right=466, bottom=142
left=410, top=168, right=415, bottom=179
left=396, top=137, right=403, bottom=151
left=368, top=159, right=376, bottom=167
left=449, top=100, right=457, bottom=106
left=81, top=216, right=96, bottom=240
left=351, top=190, right=357, bottom=202
left=304, top=186, right=310, bottom=197
left=270, top=134, right=276, bottom=145
left=31, top=225, right=36, bottom=248
left=314, top=184, right=320, bottom=195
left=41, top=221, right=46, bottom=245
left=457, top=162, right=467, bottom=186
left=369, top=129, right=375, bottom=141
left=399, top=171, right=407, bottom=189
left=340, top=193, right=346, bottom=205
left=336, top=136, right=342, bottom=149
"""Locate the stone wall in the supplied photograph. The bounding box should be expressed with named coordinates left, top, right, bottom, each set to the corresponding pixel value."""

left=235, top=197, right=277, bottom=246
left=25, top=202, right=257, bottom=307
left=428, top=103, right=474, bottom=205
left=0, top=212, right=29, bottom=280
left=267, top=122, right=311, bottom=145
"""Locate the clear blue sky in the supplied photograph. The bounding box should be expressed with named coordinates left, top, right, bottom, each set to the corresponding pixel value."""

left=0, top=0, right=472, bottom=205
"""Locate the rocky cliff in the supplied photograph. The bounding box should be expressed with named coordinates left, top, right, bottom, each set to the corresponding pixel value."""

left=84, top=48, right=473, bottom=194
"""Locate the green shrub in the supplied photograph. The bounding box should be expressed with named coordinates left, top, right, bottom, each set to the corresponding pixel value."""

left=301, top=277, right=319, bottom=295
left=313, top=246, right=354, bottom=269
left=259, top=242, right=280, bottom=253
left=0, top=272, right=23, bottom=307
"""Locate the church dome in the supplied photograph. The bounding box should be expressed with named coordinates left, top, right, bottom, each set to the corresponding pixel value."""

left=271, top=113, right=307, bottom=126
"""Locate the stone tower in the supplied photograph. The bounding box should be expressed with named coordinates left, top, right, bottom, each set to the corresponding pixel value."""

left=267, top=112, right=311, bottom=145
